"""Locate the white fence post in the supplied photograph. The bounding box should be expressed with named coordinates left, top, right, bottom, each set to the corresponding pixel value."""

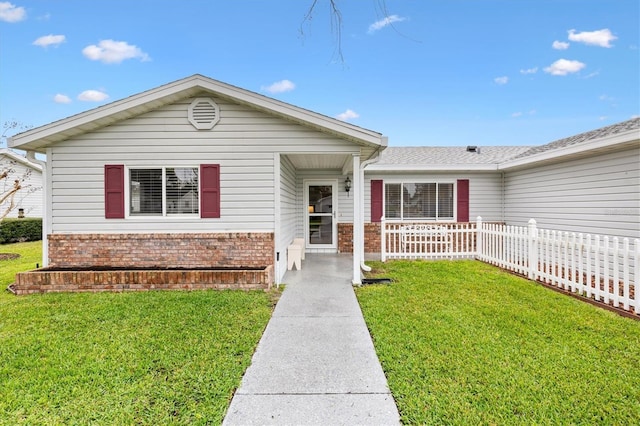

left=476, top=216, right=483, bottom=260
left=635, top=239, right=640, bottom=315
left=380, top=216, right=386, bottom=262
left=528, top=218, right=537, bottom=280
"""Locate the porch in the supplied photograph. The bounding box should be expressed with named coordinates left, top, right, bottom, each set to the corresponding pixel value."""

left=275, top=151, right=374, bottom=286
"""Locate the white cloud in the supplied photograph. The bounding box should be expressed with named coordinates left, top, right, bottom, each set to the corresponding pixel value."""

left=82, top=39, right=150, bottom=64
left=568, top=29, right=617, bottom=48
left=598, top=116, right=608, bottom=121
left=631, top=114, right=640, bottom=119
left=261, top=79, right=295, bottom=94
left=511, top=112, right=523, bottom=118
left=543, top=59, right=586, bottom=76
left=494, top=76, right=508, bottom=85
left=53, top=94, right=71, bottom=104
left=0, top=1, right=26, bottom=22
left=368, top=15, right=406, bottom=34
left=33, top=34, right=66, bottom=48
left=520, top=67, right=538, bottom=75
left=78, top=90, right=109, bottom=102
left=552, top=40, right=570, bottom=50
left=336, top=109, right=359, bottom=121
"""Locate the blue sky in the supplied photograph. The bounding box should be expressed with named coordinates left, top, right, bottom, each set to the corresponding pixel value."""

left=1, top=0, right=638, bottom=147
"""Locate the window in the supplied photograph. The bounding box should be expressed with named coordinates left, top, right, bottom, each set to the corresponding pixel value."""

left=129, top=167, right=199, bottom=216
left=384, top=182, right=454, bottom=220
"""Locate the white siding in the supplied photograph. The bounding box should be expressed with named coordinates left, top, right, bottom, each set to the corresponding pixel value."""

left=49, top=95, right=363, bottom=234
left=0, top=155, right=43, bottom=218
left=504, top=146, right=640, bottom=240
left=277, top=155, right=297, bottom=279
left=363, top=172, right=504, bottom=222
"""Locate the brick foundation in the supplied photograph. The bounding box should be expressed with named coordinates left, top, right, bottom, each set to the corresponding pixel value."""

left=13, top=266, right=273, bottom=295
left=13, top=232, right=275, bottom=294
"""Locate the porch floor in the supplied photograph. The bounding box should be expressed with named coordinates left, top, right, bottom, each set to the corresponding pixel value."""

left=223, top=253, right=400, bottom=425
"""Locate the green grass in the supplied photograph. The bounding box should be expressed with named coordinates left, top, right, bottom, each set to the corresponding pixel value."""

left=0, top=240, right=42, bottom=288
left=1, top=242, right=275, bottom=425
left=356, top=260, right=640, bottom=425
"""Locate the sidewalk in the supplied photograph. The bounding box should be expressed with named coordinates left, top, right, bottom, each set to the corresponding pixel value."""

left=223, top=254, right=400, bottom=425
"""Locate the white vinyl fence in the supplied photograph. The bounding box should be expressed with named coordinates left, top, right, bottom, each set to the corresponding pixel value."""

left=380, top=216, right=640, bottom=315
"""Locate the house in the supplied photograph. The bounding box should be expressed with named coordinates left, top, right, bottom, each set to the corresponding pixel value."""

left=362, top=118, right=639, bottom=258
left=9, top=74, right=386, bottom=289
left=8, top=74, right=639, bottom=293
left=0, top=148, right=43, bottom=219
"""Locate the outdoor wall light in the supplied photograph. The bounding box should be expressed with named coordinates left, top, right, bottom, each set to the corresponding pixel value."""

left=344, top=176, right=351, bottom=196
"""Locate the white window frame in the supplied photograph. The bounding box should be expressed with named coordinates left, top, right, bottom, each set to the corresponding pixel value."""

left=383, top=180, right=457, bottom=222
left=125, top=166, right=200, bottom=219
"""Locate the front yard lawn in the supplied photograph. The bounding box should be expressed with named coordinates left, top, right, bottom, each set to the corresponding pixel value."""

left=1, top=242, right=275, bottom=424
left=356, top=260, right=640, bottom=425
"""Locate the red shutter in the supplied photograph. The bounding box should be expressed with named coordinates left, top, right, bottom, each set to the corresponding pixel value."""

left=104, top=165, right=125, bottom=219
left=371, top=179, right=383, bottom=223
left=200, top=164, right=220, bottom=218
left=457, top=179, right=469, bottom=222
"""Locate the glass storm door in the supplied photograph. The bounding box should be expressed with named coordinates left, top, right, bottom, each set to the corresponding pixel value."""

left=306, top=181, right=337, bottom=249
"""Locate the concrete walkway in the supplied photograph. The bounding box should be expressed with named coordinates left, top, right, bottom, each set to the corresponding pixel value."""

left=223, top=254, right=400, bottom=425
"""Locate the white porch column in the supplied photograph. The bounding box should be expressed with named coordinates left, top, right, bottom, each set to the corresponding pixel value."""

left=352, top=154, right=361, bottom=285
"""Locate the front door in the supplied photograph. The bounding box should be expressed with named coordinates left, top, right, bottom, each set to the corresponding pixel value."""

left=305, top=181, right=337, bottom=250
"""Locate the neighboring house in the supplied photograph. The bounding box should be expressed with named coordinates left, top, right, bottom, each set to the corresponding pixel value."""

left=8, top=74, right=639, bottom=292
left=363, top=118, right=640, bottom=257
left=0, top=148, right=43, bottom=219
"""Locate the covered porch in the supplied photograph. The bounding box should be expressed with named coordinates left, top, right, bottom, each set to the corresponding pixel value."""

left=274, top=150, right=380, bottom=286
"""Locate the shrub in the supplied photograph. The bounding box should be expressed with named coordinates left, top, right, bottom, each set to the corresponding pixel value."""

left=0, top=218, right=42, bottom=244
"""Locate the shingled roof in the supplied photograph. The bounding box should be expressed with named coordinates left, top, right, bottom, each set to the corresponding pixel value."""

left=512, top=117, right=640, bottom=160
left=375, top=146, right=532, bottom=167
left=370, top=118, right=639, bottom=171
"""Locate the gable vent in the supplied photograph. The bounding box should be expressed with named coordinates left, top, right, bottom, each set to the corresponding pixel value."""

left=188, top=98, right=220, bottom=130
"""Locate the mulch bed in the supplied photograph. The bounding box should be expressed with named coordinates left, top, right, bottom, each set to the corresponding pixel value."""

left=0, top=253, right=20, bottom=261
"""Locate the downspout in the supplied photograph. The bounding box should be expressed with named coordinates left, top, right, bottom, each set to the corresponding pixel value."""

left=26, top=151, right=48, bottom=268
left=359, top=142, right=385, bottom=272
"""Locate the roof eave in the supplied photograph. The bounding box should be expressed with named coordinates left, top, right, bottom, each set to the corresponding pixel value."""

left=366, top=164, right=499, bottom=172
left=498, top=128, right=640, bottom=170
left=0, top=149, right=43, bottom=170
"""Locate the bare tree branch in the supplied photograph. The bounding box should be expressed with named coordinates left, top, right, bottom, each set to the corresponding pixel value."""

left=300, top=0, right=344, bottom=63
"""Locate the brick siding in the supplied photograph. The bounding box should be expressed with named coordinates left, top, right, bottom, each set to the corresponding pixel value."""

left=47, top=232, right=274, bottom=268
left=338, top=222, right=381, bottom=254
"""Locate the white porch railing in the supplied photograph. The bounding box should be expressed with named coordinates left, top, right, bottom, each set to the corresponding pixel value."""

left=381, top=218, right=477, bottom=261
left=380, top=216, right=640, bottom=315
